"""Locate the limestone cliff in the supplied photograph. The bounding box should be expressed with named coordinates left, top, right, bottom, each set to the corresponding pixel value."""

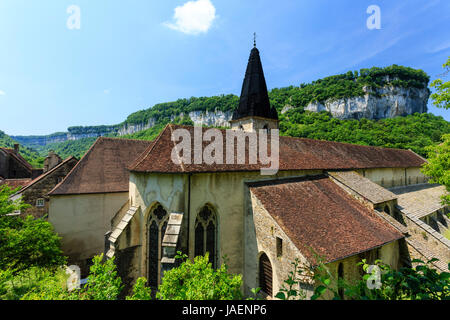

left=301, top=86, right=429, bottom=120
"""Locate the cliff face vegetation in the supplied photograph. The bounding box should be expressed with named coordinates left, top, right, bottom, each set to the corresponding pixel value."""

left=2, top=64, right=447, bottom=165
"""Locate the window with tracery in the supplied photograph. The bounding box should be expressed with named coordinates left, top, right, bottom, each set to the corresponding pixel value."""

left=194, top=205, right=217, bottom=268
left=147, top=204, right=168, bottom=288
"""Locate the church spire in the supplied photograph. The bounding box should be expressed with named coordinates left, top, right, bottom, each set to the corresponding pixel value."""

left=232, top=42, right=278, bottom=121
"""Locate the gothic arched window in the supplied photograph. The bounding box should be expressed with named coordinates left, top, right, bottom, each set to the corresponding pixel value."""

left=147, top=204, right=168, bottom=288
left=259, top=253, right=272, bottom=297
left=195, top=205, right=217, bottom=268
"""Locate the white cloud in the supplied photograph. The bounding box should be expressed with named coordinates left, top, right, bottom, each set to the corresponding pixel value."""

left=427, top=41, right=450, bottom=54
left=0, top=90, right=5, bottom=96
left=164, top=0, right=216, bottom=35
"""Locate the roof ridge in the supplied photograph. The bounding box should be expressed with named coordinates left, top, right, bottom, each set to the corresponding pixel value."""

left=128, top=123, right=171, bottom=171
left=97, top=136, right=153, bottom=143
left=163, top=125, right=418, bottom=153
left=15, top=156, right=77, bottom=195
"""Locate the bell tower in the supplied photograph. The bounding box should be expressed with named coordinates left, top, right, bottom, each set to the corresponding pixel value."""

left=230, top=36, right=279, bottom=132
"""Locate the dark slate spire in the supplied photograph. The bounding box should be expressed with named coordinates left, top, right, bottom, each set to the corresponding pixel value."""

left=232, top=46, right=278, bottom=121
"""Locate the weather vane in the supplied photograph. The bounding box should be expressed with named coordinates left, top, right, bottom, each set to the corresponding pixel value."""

left=253, top=32, right=257, bottom=48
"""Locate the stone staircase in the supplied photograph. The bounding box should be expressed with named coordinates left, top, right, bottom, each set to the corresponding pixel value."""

left=106, top=206, right=139, bottom=259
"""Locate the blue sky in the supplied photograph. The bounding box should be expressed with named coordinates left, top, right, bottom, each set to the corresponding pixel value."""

left=0, top=0, right=449, bottom=135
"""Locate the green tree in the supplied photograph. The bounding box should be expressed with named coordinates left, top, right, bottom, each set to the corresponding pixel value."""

left=276, top=258, right=450, bottom=300
left=421, top=134, right=450, bottom=205
left=126, top=277, right=152, bottom=300
left=0, top=216, right=66, bottom=273
left=430, top=57, right=450, bottom=109
left=0, top=185, right=29, bottom=218
left=0, top=185, right=66, bottom=273
left=80, top=255, right=123, bottom=300
left=157, top=252, right=242, bottom=300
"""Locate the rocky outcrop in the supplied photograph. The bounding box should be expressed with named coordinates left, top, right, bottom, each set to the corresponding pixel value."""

left=116, top=110, right=233, bottom=136
left=188, top=110, right=233, bottom=128
left=304, top=86, right=429, bottom=120
left=117, top=118, right=157, bottom=136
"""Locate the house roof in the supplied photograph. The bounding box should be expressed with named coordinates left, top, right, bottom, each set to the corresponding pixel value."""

left=248, top=175, right=404, bottom=264
left=129, top=124, right=426, bottom=173
left=0, top=178, right=32, bottom=189
left=328, top=171, right=397, bottom=204
left=49, top=137, right=152, bottom=196
left=390, top=183, right=447, bottom=219
left=14, top=156, right=78, bottom=196
left=0, top=147, right=33, bottom=171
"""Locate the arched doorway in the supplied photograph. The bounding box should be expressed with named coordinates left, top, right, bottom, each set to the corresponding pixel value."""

left=194, top=205, right=217, bottom=268
left=147, top=204, right=168, bottom=288
left=259, top=253, right=273, bottom=297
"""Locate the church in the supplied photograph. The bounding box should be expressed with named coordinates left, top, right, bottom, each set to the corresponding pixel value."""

left=49, top=45, right=450, bottom=299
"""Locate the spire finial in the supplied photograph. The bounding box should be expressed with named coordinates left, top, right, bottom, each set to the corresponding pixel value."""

left=253, top=32, right=257, bottom=48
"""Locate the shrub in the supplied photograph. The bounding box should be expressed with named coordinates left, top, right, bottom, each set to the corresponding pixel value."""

left=157, top=252, right=242, bottom=300
left=126, top=277, right=152, bottom=300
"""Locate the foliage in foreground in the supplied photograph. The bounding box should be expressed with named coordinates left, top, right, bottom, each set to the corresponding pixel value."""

left=0, top=186, right=66, bottom=273
left=157, top=252, right=243, bottom=300
left=276, top=257, right=450, bottom=300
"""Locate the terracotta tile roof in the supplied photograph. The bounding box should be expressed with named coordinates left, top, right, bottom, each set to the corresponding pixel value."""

left=328, top=171, right=397, bottom=204
left=49, top=137, right=152, bottom=196
left=0, top=147, right=33, bottom=171
left=14, top=156, right=78, bottom=195
left=249, top=175, right=404, bottom=264
left=0, top=178, right=32, bottom=189
left=129, top=124, right=426, bottom=173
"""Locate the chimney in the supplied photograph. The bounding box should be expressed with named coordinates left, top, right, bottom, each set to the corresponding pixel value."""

left=14, top=144, right=19, bottom=154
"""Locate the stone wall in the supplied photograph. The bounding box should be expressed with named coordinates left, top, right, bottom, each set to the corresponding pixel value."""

left=362, top=167, right=426, bottom=188
left=21, top=158, right=78, bottom=218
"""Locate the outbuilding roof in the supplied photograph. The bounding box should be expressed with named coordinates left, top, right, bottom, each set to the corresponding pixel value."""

left=248, top=175, right=404, bottom=264
left=0, top=178, right=32, bottom=189
left=49, top=137, right=152, bottom=196
left=328, top=171, right=397, bottom=204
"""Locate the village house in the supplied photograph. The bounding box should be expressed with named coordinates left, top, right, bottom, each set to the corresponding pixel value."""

left=48, top=137, right=151, bottom=275
left=48, top=45, right=449, bottom=298
left=11, top=155, right=78, bottom=218
left=0, top=144, right=53, bottom=191
left=0, top=144, right=32, bottom=179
